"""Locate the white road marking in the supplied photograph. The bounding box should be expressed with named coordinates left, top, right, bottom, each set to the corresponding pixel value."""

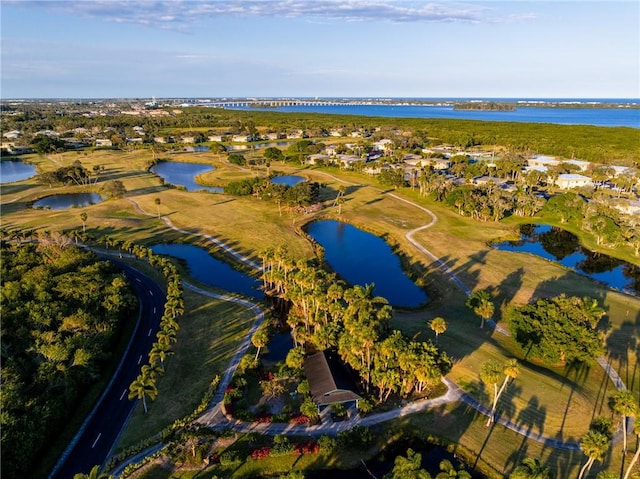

left=149, top=290, right=153, bottom=296
left=138, top=355, right=143, bottom=365
left=148, top=328, right=152, bottom=336
left=120, top=389, right=127, bottom=400
left=92, top=433, right=102, bottom=448
left=153, top=307, right=156, bottom=314
left=136, top=278, right=141, bottom=282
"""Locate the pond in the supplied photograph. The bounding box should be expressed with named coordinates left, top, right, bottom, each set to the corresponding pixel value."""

left=150, top=243, right=263, bottom=299
left=271, top=175, right=306, bottom=187
left=494, top=224, right=640, bottom=295
left=0, top=160, right=37, bottom=184
left=184, top=145, right=210, bottom=152
left=305, top=220, right=428, bottom=308
left=150, top=161, right=223, bottom=193
left=308, top=440, right=484, bottom=478
left=33, top=193, right=104, bottom=210
left=262, top=332, right=294, bottom=363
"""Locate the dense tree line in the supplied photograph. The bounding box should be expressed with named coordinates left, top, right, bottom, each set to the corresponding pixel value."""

left=507, top=294, right=606, bottom=365
left=259, top=246, right=452, bottom=401
left=0, top=237, right=137, bottom=479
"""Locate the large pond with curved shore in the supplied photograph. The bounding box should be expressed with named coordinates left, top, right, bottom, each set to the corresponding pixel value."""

left=493, top=224, right=640, bottom=295
left=306, top=220, right=428, bottom=308
left=33, top=193, right=104, bottom=210
left=150, top=243, right=263, bottom=299
left=150, top=161, right=223, bottom=193
left=0, top=160, right=37, bottom=184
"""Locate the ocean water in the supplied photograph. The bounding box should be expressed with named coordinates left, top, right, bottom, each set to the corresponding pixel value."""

left=217, top=98, right=640, bottom=128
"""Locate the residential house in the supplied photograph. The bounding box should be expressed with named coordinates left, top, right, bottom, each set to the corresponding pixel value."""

left=555, top=173, right=594, bottom=189
left=303, top=351, right=361, bottom=410
left=95, top=139, right=113, bottom=147
left=373, top=139, right=393, bottom=151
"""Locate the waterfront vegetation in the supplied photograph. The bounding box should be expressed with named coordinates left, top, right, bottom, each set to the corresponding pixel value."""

left=1, top=107, right=639, bottom=478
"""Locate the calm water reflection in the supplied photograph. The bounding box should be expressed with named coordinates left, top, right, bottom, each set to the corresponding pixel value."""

left=494, top=224, right=639, bottom=295
left=306, top=220, right=428, bottom=308
left=150, top=161, right=223, bottom=192
left=33, top=193, right=103, bottom=210
left=150, top=243, right=263, bottom=299
left=271, top=175, right=305, bottom=186
left=0, top=160, right=36, bottom=184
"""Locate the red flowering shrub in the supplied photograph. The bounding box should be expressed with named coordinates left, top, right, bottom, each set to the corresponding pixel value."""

left=251, top=446, right=271, bottom=460
left=289, top=413, right=310, bottom=425
left=254, top=413, right=272, bottom=424
left=294, top=441, right=319, bottom=455
left=258, top=371, right=275, bottom=381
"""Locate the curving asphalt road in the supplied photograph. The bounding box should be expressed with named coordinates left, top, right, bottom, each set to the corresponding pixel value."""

left=48, top=261, right=166, bottom=479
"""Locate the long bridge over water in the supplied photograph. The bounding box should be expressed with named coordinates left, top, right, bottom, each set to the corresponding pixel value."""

left=183, top=99, right=425, bottom=108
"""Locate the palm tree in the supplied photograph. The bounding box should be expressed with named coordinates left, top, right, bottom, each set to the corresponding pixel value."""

left=481, top=359, right=519, bottom=426
left=156, top=328, right=177, bottom=346
left=609, top=389, right=638, bottom=454
left=128, top=373, right=158, bottom=413
left=73, top=465, right=113, bottom=479
left=252, top=323, right=270, bottom=360
left=466, top=290, right=494, bottom=329
left=430, top=317, right=447, bottom=344
left=148, top=342, right=172, bottom=371
left=435, top=459, right=472, bottom=478
left=79, top=212, right=88, bottom=233
left=509, top=457, right=550, bottom=479
left=623, top=414, right=640, bottom=479
left=577, top=429, right=611, bottom=479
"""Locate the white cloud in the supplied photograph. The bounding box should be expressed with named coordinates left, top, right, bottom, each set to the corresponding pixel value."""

left=6, top=1, right=536, bottom=28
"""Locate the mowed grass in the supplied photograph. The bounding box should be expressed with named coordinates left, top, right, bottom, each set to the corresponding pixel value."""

left=2, top=148, right=639, bottom=478
left=115, top=288, right=260, bottom=451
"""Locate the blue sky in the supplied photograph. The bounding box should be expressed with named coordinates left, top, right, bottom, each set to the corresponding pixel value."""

left=1, top=1, right=639, bottom=99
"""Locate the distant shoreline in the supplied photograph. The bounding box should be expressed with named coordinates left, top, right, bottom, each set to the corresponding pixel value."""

left=2, top=97, right=639, bottom=109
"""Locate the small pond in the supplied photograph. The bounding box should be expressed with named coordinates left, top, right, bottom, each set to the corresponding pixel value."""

left=262, top=332, right=294, bottom=362
left=308, top=440, right=483, bottom=478
left=271, top=175, right=306, bottom=187
left=306, top=220, right=428, bottom=308
left=184, top=145, right=210, bottom=152
left=0, top=160, right=37, bottom=184
left=150, top=243, right=263, bottom=299
left=150, top=161, right=223, bottom=193
left=494, top=224, right=640, bottom=295
left=33, top=193, right=104, bottom=210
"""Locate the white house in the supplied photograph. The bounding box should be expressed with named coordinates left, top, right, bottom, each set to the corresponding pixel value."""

left=555, top=173, right=594, bottom=189
left=527, top=155, right=560, bottom=170
left=95, top=139, right=113, bottom=147
left=373, top=139, right=393, bottom=151
left=2, top=130, right=22, bottom=140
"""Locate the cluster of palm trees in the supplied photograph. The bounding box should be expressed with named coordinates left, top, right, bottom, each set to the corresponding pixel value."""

left=259, top=246, right=452, bottom=402
left=575, top=389, right=640, bottom=479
